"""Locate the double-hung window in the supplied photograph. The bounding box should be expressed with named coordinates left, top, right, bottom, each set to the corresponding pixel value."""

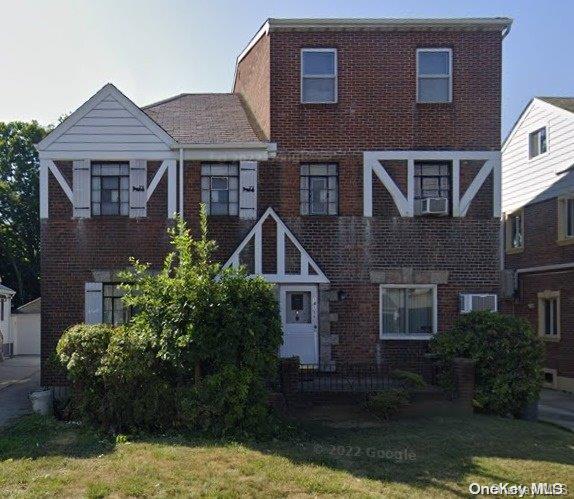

left=201, top=163, right=239, bottom=216
left=529, top=127, right=547, bottom=158
left=414, top=161, right=451, bottom=214
left=538, top=291, right=560, bottom=340
left=558, top=196, right=574, bottom=242
left=91, top=162, right=130, bottom=216
left=506, top=209, right=524, bottom=252
left=301, top=49, right=337, bottom=104
left=380, top=285, right=437, bottom=338
left=300, top=163, right=338, bottom=215
left=103, top=284, right=130, bottom=326
left=417, top=48, right=452, bottom=103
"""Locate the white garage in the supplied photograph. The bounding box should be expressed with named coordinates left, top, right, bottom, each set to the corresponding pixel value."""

left=11, top=298, right=41, bottom=356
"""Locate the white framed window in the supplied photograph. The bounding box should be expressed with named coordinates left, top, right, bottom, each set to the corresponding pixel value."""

left=379, top=284, right=437, bottom=339
left=529, top=127, right=547, bottom=159
left=300, top=163, right=338, bottom=215
left=459, top=294, right=498, bottom=313
left=417, top=48, right=452, bottom=103
left=201, top=163, right=239, bottom=216
left=558, top=195, right=574, bottom=243
left=505, top=208, right=524, bottom=253
left=538, top=290, right=560, bottom=340
left=301, top=48, right=337, bottom=104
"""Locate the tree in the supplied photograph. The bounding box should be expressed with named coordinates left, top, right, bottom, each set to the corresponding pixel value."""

left=0, top=121, right=47, bottom=305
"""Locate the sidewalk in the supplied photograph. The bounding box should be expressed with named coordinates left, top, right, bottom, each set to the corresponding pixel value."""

left=0, top=355, right=40, bottom=426
left=538, top=388, right=574, bottom=431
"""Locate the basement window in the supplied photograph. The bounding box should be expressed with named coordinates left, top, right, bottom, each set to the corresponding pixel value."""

left=301, top=49, right=337, bottom=104
left=380, top=285, right=437, bottom=338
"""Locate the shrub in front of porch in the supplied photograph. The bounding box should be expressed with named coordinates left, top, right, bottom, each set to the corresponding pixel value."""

left=430, top=311, right=544, bottom=417
left=56, top=206, right=283, bottom=436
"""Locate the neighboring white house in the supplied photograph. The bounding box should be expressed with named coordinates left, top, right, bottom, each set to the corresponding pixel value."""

left=0, top=283, right=16, bottom=357
left=12, top=298, right=41, bottom=356
left=502, top=97, right=574, bottom=215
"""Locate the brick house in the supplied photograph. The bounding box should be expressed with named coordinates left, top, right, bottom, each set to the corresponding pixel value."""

left=501, top=97, right=574, bottom=393
left=37, top=17, right=511, bottom=386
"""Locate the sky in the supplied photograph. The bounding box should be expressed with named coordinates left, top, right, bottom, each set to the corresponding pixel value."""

left=0, top=0, right=573, bottom=137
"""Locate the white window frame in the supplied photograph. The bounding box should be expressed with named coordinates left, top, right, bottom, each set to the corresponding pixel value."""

left=537, top=290, right=561, bottom=341
left=416, top=48, right=453, bottom=104
left=379, top=284, right=438, bottom=340
left=301, top=48, right=338, bottom=104
left=528, top=126, right=548, bottom=160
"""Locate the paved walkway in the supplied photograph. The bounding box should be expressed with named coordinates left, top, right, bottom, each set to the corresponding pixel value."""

left=0, top=355, right=40, bottom=427
left=539, top=388, right=574, bottom=431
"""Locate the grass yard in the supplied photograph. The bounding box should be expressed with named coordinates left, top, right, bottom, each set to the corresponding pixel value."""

left=0, top=414, right=572, bottom=497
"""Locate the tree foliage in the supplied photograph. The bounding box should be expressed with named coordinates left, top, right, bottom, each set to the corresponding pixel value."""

left=0, top=121, right=47, bottom=305
left=57, top=208, right=283, bottom=436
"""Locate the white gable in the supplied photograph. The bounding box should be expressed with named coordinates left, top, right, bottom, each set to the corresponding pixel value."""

left=37, top=84, right=175, bottom=160
left=502, top=98, right=574, bottom=213
left=223, top=208, right=329, bottom=284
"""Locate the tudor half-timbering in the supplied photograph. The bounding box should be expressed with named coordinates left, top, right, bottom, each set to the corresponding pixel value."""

left=39, top=17, right=511, bottom=385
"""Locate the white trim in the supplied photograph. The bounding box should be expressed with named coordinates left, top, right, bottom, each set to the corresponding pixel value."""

left=179, top=148, right=184, bottom=218
left=40, top=159, right=49, bottom=219
left=300, top=48, right=338, bottom=104
left=167, top=159, right=177, bottom=218
left=379, top=284, right=438, bottom=340
left=363, top=150, right=500, bottom=218
left=236, top=21, right=270, bottom=67
left=146, top=160, right=167, bottom=201
left=46, top=159, right=73, bottom=202
left=416, top=48, right=453, bottom=104
left=459, top=160, right=494, bottom=216
left=36, top=83, right=175, bottom=151
left=516, top=262, right=574, bottom=275
left=222, top=207, right=329, bottom=284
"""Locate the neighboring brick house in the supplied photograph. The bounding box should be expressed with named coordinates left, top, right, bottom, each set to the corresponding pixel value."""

left=501, top=97, right=574, bottom=393
left=37, top=17, right=511, bottom=386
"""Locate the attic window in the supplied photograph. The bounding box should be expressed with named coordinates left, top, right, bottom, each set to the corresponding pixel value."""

left=529, top=127, right=547, bottom=158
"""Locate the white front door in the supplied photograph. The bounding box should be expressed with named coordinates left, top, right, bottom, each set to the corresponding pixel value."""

left=279, top=285, right=318, bottom=365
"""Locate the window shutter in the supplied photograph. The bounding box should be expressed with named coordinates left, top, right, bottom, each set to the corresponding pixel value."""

left=129, top=160, right=147, bottom=218
left=239, top=161, right=257, bottom=219
left=85, top=282, right=103, bottom=324
left=73, top=159, right=91, bottom=218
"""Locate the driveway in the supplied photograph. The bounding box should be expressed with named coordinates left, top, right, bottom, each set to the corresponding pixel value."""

left=0, top=355, right=40, bottom=426
left=539, top=388, right=574, bottom=431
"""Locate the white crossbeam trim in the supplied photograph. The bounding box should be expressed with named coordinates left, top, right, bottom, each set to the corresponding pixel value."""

left=47, top=160, right=73, bottom=202
left=167, top=159, right=177, bottom=218
left=452, top=159, right=461, bottom=217
left=40, top=159, right=49, bottom=219
left=146, top=160, right=168, bottom=201
left=459, top=160, right=494, bottom=216
left=371, top=160, right=410, bottom=216
left=222, top=207, right=329, bottom=283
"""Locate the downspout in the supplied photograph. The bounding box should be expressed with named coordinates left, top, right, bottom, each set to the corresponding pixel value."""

left=179, top=147, right=184, bottom=218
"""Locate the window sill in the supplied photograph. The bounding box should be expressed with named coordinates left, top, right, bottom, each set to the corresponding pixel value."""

left=505, top=246, right=524, bottom=255
left=300, top=101, right=338, bottom=106
left=540, top=334, right=561, bottom=342
left=416, top=101, right=452, bottom=106
left=380, top=334, right=433, bottom=341
left=557, top=237, right=574, bottom=246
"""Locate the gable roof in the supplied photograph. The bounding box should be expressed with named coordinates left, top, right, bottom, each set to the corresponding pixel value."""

left=142, top=94, right=262, bottom=144
left=36, top=83, right=175, bottom=151
left=0, top=283, right=15, bottom=297
left=537, top=97, right=574, bottom=114
left=16, top=297, right=40, bottom=314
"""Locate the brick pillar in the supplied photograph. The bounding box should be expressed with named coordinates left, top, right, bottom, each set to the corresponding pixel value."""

left=453, top=357, right=475, bottom=413
left=280, top=356, right=300, bottom=396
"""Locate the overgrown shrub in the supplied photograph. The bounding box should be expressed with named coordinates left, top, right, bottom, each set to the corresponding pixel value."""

left=390, top=370, right=426, bottom=389
left=57, top=206, right=282, bottom=436
left=366, top=389, right=409, bottom=420
left=430, top=311, right=544, bottom=417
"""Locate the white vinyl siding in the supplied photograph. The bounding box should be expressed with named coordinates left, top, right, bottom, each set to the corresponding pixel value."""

left=301, top=49, right=337, bottom=104
left=502, top=99, right=574, bottom=214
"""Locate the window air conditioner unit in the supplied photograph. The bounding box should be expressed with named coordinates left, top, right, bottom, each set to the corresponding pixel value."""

left=459, top=294, right=498, bottom=314
left=421, top=197, right=449, bottom=216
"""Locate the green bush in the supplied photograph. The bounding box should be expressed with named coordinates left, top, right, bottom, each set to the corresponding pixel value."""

left=430, top=311, right=544, bottom=417
left=57, top=206, right=283, bottom=436
left=390, top=370, right=427, bottom=389
left=366, top=389, right=409, bottom=420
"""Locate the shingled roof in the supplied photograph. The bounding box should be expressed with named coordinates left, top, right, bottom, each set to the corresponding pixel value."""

left=537, top=97, right=574, bottom=114
left=142, top=93, right=262, bottom=144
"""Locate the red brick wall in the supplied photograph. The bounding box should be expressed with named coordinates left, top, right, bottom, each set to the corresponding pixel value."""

left=234, top=33, right=271, bottom=140
left=269, top=29, right=501, bottom=151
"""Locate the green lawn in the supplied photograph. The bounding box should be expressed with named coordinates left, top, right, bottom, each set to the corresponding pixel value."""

left=0, top=414, right=572, bottom=497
